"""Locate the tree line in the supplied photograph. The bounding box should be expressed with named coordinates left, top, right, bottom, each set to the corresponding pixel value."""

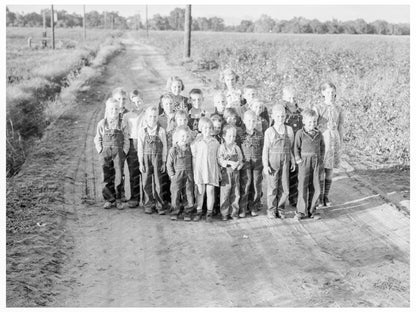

left=6, top=6, right=410, bottom=35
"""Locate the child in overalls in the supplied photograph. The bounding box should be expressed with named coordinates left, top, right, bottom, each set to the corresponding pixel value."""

left=263, top=104, right=295, bottom=219
left=294, top=109, right=325, bottom=220
left=94, top=98, right=130, bottom=209
left=218, top=125, right=244, bottom=221
left=137, top=106, right=168, bottom=214
left=167, top=126, right=195, bottom=221
left=282, top=86, right=303, bottom=208
left=239, top=110, right=264, bottom=218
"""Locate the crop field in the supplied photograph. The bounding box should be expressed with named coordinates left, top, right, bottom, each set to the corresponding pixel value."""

left=137, top=31, right=410, bottom=169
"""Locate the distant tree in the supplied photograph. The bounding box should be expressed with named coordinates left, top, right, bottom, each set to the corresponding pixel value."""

left=127, top=14, right=142, bottom=30
left=370, top=20, right=389, bottom=35
left=168, top=7, right=185, bottom=30
left=237, top=19, right=254, bottom=32
left=86, top=10, right=102, bottom=28
left=195, top=17, right=210, bottom=31
left=352, top=18, right=368, bottom=34
left=6, top=6, right=16, bottom=26
left=254, top=14, right=275, bottom=32
left=209, top=17, right=225, bottom=31
left=149, top=14, right=170, bottom=30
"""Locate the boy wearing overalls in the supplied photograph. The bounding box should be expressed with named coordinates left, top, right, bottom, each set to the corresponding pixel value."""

left=94, top=98, right=130, bottom=209
left=263, top=104, right=295, bottom=219
left=137, top=106, right=168, bottom=214
left=167, top=126, right=195, bottom=221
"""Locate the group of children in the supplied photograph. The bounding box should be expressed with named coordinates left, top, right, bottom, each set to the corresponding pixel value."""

left=94, top=69, right=344, bottom=222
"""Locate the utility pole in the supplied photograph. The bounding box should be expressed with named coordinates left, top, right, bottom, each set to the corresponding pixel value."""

left=83, top=5, right=86, bottom=40
left=104, top=11, right=107, bottom=29
left=184, top=5, right=191, bottom=59
left=146, top=5, right=149, bottom=38
left=51, top=5, right=55, bottom=49
left=41, top=10, right=47, bottom=48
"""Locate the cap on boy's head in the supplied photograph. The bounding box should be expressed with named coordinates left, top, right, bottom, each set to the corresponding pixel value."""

left=130, top=89, right=143, bottom=99
left=189, top=88, right=203, bottom=96
left=112, top=87, right=127, bottom=97
left=302, top=108, right=318, bottom=119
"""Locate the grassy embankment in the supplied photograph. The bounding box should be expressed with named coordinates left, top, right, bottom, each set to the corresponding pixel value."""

left=6, top=27, right=124, bottom=176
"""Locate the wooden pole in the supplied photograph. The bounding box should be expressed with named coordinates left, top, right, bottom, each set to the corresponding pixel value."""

left=104, top=11, right=107, bottom=29
left=184, top=5, right=191, bottom=58
left=51, top=5, right=55, bottom=49
left=146, top=5, right=149, bottom=38
left=83, top=5, right=86, bottom=40
left=42, top=10, right=46, bottom=31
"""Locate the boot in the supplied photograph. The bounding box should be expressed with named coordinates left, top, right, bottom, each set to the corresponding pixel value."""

left=323, top=178, right=332, bottom=207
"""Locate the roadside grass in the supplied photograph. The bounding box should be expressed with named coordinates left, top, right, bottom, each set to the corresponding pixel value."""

left=6, top=27, right=124, bottom=177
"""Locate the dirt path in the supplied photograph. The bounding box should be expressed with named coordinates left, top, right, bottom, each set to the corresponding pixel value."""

left=51, top=35, right=410, bottom=307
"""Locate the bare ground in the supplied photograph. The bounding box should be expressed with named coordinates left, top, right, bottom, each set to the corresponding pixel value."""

left=6, top=34, right=410, bottom=307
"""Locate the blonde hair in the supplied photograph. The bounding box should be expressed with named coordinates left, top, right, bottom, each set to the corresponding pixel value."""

left=173, top=125, right=189, bottom=144
left=222, top=124, right=236, bottom=136
left=198, top=116, right=213, bottom=131
left=145, top=105, right=158, bottom=117
left=220, top=68, right=239, bottom=83
left=112, top=87, right=127, bottom=98
left=302, top=108, right=318, bottom=119
left=166, top=76, right=185, bottom=91
left=175, top=109, right=188, bottom=121
left=243, top=109, right=257, bottom=121
left=272, top=103, right=286, bottom=115
left=104, top=98, right=120, bottom=118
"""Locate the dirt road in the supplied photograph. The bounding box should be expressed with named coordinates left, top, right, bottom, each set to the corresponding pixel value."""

left=51, top=35, right=410, bottom=307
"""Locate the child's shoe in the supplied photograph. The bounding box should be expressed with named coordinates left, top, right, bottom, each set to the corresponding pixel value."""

left=222, top=215, right=229, bottom=221
left=311, top=213, right=322, bottom=220
left=144, top=206, right=153, bottom=214
left=232, top=215, right=239, bottom=221
left=277, top=211, right=285, bottom=219
left=193, top=213, right=201, bottom=222
left=103, top=201, right=115, bottom=209
left=158, top=209, right=166, bottom=215
left=206, top=213, right=213, bottom=222
left=120, top=194, right=128, bottom=202
left=250, top=211, right=258, bottom=217
left=239, top=212, right=246, bottom=218
left=267, top=211, right=277, bottom=219
left=323, top=196, right=332, bottom=207
left=183, top=214, right=192, bottom=222
left=128, top=200, right=139, bottom=208
left=170, top=215, right=178, bottom=221
left=116, top=200, right=125, bottom=210
left=294, top=212, right=303, bottom=220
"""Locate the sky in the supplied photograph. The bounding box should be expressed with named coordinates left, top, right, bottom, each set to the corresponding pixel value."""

left=7, top=3, right=410, bottom=25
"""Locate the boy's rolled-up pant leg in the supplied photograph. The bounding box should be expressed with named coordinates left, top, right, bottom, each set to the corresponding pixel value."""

left=113, top=148, right=125, bottom=200
left=239, top=165, right=252, bottom=214
left=101, top=148, right=116, bottom=202
left=230, top=171, right=241, bottom=217
left=170, top=172, right=182, bottom=215
left=277, top=158, right=290, bottom=211
left=296, top=157, right=309, bottom=215
left=142, top=154, right=154, bottom=208
left=127, top=139, right=141, bottom=202
left=289, top=164, right=298, bottom=205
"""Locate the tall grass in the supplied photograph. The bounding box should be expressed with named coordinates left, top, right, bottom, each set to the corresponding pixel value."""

left=139, top=31, right=409, bottom=167
left=6, top=27, right=124, bottom=177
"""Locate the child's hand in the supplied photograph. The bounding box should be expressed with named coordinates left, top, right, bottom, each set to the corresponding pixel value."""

left=160, top=162, right=166, bottom=173
left=264, top=166, right=273, bottom=175
left=98, top=147, right=103, bottom=154
left=290, top=162, right=296, bottom=172
left=140, top=164, right=145, bottom=173
left=296, top=159, right=303, bottom=166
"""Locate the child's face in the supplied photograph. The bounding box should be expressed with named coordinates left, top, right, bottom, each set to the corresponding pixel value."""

left=304, top=116, right=317, bottom=132
left=214, top=96, right=226, bottom=113
left=243, top=88, right=256, bottom=103
left=282, top=89, right=294, bottom=103
left=131, top=95, right=143, bottom=108
left=176, top=116, right=188, bottom=127
left=162, top=98, right=174, bottom=114
left=171, top=81, right=182, bottom=96
left=113, top=93, right=127, bottom=108
left=213, top=120, right=222, bottom=135
left=224, top=128, right=236, bottom=145
left=322, top=87, right=336, bottom=103
left=224, top=75, right=236, bottom=89
left=107, top=104, right=120, bottom=119
left=146, top=110, right=158, bottom=127
left=251, top=101, right=263, bottom=116
left=272, top=109, right=286, bottom=126
left=244, top=115, right=257, bottom=132
left=190, top=93, right=203, bottom=109
left=200, top=123, right=212, bottom=137
left=226, top=115, right=237, bottom=126
left=176, top=130, right=188, bottom=146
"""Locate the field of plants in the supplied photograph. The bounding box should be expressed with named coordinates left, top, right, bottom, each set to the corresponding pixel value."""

left=137, top=31, right=409, bottom=169
left=6, top=27, right=124, bottom=176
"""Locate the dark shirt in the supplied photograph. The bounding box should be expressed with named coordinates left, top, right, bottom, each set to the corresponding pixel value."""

left=294, top=128, right=325, bottom=163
